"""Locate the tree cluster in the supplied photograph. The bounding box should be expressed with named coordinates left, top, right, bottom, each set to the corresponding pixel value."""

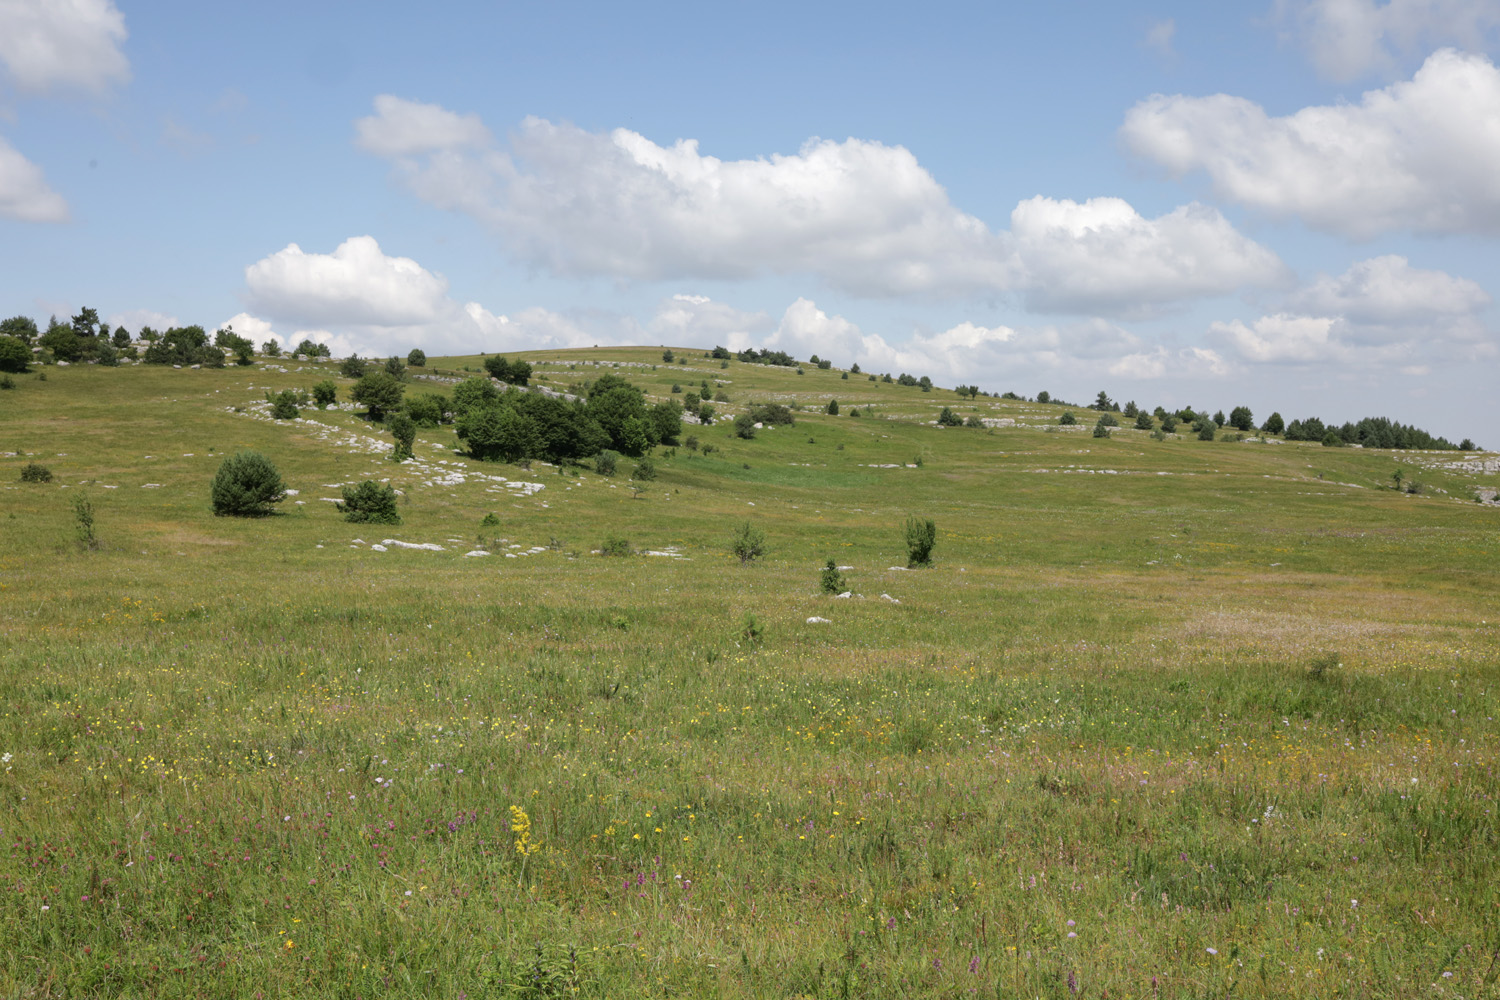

left=454, top=374, right=680, bottom=464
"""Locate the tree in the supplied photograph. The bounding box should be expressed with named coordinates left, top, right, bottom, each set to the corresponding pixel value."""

left=649, top=400, right=683, bottom=446
left=484, top=355, right=531, bottom=385
left=71, top=307, right=101, bottom=338
left=312, top=380, right=337, bottom=408
left=1093, top=420, right=1111, bottom=438
left=40, top=317, right=80, bottom=361
left=1092, top=390, right=1116, bottom=411
left=407, top=348, right=426, bottom=367
left=1059, top=411, right=1077, bottom=425
left=296, top=339, right=329, bottom=358
left=820, top=559, right=845, bottom=594
left=1228, top=405, right=1254, bottom=431
left=211, top=451, right=286, bottom=516
left=1194, top=415, right=1218, bottom=441
left=388, top=412, right=416, bottom=461
left=1161, top=414, right=1179, bottom=433
left=111, top=327, right=130, bottom=349
left=1122, top=401, right=1139, bottom=418
left=340, top=355, right=368, bottom=379
left=262, top=340, right=281, bottom=356
left=731, top=522, right=766, bottom=564
left=1262, top=412, right=1285, bottom=435
left=338, top=481, right=401, bottom=524
left=351, top=370, right=404, bottom=420
left=826, top=398, right=839, bottom=415
left=0, top=316, right=38, bottom=344
left=451, top=376, right=501, bottom=415
left=270, top=389, right=299, bottom=419
left=0, top=336, right=30, bottom=373
left=1134, top=411, right=1154, bottom=430
left=455, top=404, right=539, bottom=463
left=904, top=516, right=936, bottom=567
left=937, top=406, right=962, bottom=426
left=734, top=413, right=757, bottom=439
left=1036, top=390, right=1051, bottom=404
left=1212, top=410, right=1227, bottom=427
left=662, top=348, right=674, bottom=363
left=384, top=356, right=407, bottom=380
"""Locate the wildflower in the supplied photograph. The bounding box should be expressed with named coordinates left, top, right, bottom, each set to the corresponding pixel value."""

left=285, top=940, right=295, bottom=950
left=509, top=805, right=536, bottom=855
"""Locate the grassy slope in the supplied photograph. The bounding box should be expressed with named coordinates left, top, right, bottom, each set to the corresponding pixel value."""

left=0, top=349, right=1497, bottom=998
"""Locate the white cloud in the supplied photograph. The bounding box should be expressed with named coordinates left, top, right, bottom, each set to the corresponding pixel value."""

left=354, top=95, right=491, bottom=156
left=0, top=0, right=129, bottom=95
left=1121, top=49, right=1500, bottom=237
left=0, top=135, right=67, bottom=222
left=217, top=312, right=280, bottom=346
left=1146, top=18, right=1176, bottom=57
left=107, top=308, right=179, bottom=333
left=1110, top=346, right=1231, bottom=379
left=1274, top=0, right=1500, bottom=81
left=238, top=235, right=642, bottom=357
left=1213, top=255, right=1494, bottom=364
left=648, top=293, right=773, bottom=346
left=1009, top=196, right=1286, bottom=315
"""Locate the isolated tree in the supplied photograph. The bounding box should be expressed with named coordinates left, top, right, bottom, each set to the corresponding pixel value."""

left=734, top=413, right=757, bottom=439
left=937, top=406, right=962, bottom=426
left=338, top=481, right=401, bottom=524
left=311, top=380, right=337, bottom=408
left=388, top=411, right=416, bottom=461
left=826, top=398, right=839, bottom=415
left=211, top=451, right=286, bottom=517
left=1059, top=411, right=1077, bottom=425
left=1122, top=401, right=1139, bottom=418
left=904, top=516, right=937, bottom=567
left=0, top=336, right=30, bottom=373
left=351, top=370, right=404, bottom=420
left=262, top=340, right=281, bottom=356
left=270, top=389, right=299, bottom=419
left=1092, top=390, right=1115, bottom=411
left=1036, top=390, right=1051, bottom=403
left=340, top=355, right=368, bottom=379
left=1160, top=414, right=1179, bottom=433
left=661, top=348, right=674, bottom=363
left=407, top=348, right=426, bottom=367
left=1228, top=405, right=1254, bottom=431
left=1212, top=410, right=1227, bottom=427
left=1262, top=412, right=1285, bottom=435
left=731, top=521, right=766, bottom=564
left=820, top=559, right=845, bottom=594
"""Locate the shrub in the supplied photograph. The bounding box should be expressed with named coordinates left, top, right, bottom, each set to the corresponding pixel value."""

left=731, top=521, right=766, bottom=564
left=671, top=383, right=682, bottom=393
left=262, top=340, right=281, bottom=356
left=700, top=443, right=717, bottom=456
left=1092, top=421, right=1111, bottom=438
left=739, top=611, right=764, bottom=644
left=211, top=451, right=286, bottom=517
left=1197, top=422, right=1218, bottom=441
left=73, top=493, right=100, bottom=549
left=20, top=461, right=52, bottom=483
left=1059, top=411, right=1077, bottom=425
left=0, top=374, right=12, bottom=389
left=1160, top=414, right=1179, bottom=433
left=407, top=348, right=426, bottom=367
left=631, top=457, right=657, bottom=481
left=338, top=481, right=401, bottom=524
left=340, top=355, right=368, bottom=379
left=1097, top=413, right=1119, bottom=427
left=684, top=435, right=699, bottom=451
left=733, top=414, right=757, bottom=439
left=965, top=415, right=984, bottom=428
left=697, top=403, right=716, bottom=424
left=937, top=406, right=962, bottom=426
left=904, top=516, right=936, bottom=567
left=480, top=512, right=500, bottom=527
left=820, top=559, right=845, bottom=594
left=270, top=389, right=299, bottom=420
left=826, top=398, right=839, bottom=415
left=311, top=380, right=337, bottom=408
left=405, top=392, right=448, bottom=427
left=600, top=535, right=631, bottom=557
left=595, top=450, right=618, bottom=476
left=388, top=411, right=416, bottom=461
left=0, top=335, right=30, bottom=373
left=351, top=371, right=404, bottom=420
left=662, top=349, right=674, bottom=362
left=1321, top=430, right=1344, bottom=447
left=1134, top=411, right=1155, bottom=430
left=384, top=356, right=407, bottom=380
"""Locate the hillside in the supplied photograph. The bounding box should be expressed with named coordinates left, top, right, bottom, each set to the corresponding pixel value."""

left=1, top=348, right=1498, bottom=998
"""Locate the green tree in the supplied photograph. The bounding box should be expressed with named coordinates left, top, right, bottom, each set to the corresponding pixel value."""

left=407, top=348, right=426, bottom=367
left=826, top=398, right=839, bottom=415
left=1228, top=405, right=1254, bottom=431
left=270, top=389, right=299, bottom=419
left=311, top=380, right=337, bottom=408
left=661, top=348, right=674, bottom=363
left=820, top=559, right=845, bottom=594
left=1262, top=412, right=1285, bottom=435
left=451, top=376, right=501, bottom=415
left=0, top=316, right=38, bottom=344
left=1134, top=411, right=1154, bottom=430
left=340, top=355, right=368, bottom=379
left=937, top=406, right=962, bottom=426
left=0, top=336, right=30, bottom=373
left=351, top=371, right=404, bottom=421
left=388, top=412, right=416, bottom=461
left=384, top=355, right=407, bottom=380
left=262, top=340, right=281, bottom=357
left=1059, top=411, right=1077, bottom=425
left=731, top=522, right=766, bottom=564
left=39, top=317, right=80, bottom=361
left=338, top=481, right=401, bottom=524
left=734, top=413, right=757, bottom=439
left=904, top=516, right=937, bottom=567
left=210, top=451, right=286, bottom=517
left=111, top=326, right=130, bottom=349
left=1092, top=390, right=1115, bottom=411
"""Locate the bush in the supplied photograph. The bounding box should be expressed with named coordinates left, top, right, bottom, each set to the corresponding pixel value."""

left=937, top=406, right=962, bottom=426
left=684, top=435, right=699, bottom=451
left=1134, top=411, right=1155, bottom=430
left=631, top=457, right=657, bottom=481
left=662, top=349, right=674, bottom=363
left=338, top=481, right=401, bottom=524
left=0, top=335, right=30, bottom=373
left=595, top=450, right=619, bottom=476
left=1097, top=413, right=1119, bottom=427
left=1092, top=421, right=1111, bottom=438
left=351, top=371, right=404, bottom=420
left=731, top=521, right=766, bottom=564
left=748, top=402, right=795, bottom=426
left=405, top=392, right=448, bottom=427
left=820, top=559, right=845, bottom=594
left=480, top=512, right=500, bottom=527
left=388, top=411, right=416, bottom=461
left=733, top=414, right=757, bottom=439
left=904, top=516, right=936, bottom=567
left=340, top=355, right=368, bottom=379
left=1160, top=414, right=1179, bottom=433
left=826, top=398, right=839, bottom=415
left=311, top=380, right=337, bottom=408
left=0, top=374, right=13, bottom=389
left=20, top=462, right=52, bottom=483
left=600, top=535, right=631, bottom=557
left=73, top=493, right=99, bottom=549
left=270, top=389, right=299, bottom=420
left=407, top=348, right=426, bottom=367
left=739, top=611, right=764, bottom=644
left=965, top=415, right=984, bottom=428
left=211, top=451, right=286, bottom=517
left=1059, top=411, right=1077, bottom=425
left=384, top=356, right=407, bottom=380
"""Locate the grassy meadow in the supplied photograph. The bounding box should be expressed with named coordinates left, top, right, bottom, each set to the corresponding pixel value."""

left=0, top=349, right=1497, bottom=998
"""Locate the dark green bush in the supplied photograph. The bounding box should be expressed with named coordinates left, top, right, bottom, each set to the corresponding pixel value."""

left=0, top=335, right=30, bottom=373
left=338, top=481, right=401, bottom=524
left=270, top=389, right=299, bottom=420
left=20, top=462, right=52, bottom=483
left=731, top=522, right=766, bottom=564
left=733, top=414, right=757, bottom=439
left=1059, top=411, right=1077, bottom=426
left=211, top=451, right=286, bottom=517
left=311, top=380, right=337, bottom=408
left=820, top=559, right=845, bottom=594
left=407, top=348, right=426, bottom=367
left=632, top=457, right=657, bottom=481
left=595, top=450, right=618, bottom=476
left=600, top=535, right=631, bottom=557
left=388, top=412, right=416, bottom=461
left=937, top=407, right=962, bottom=426
left=904, top=516, right=936, bottom=567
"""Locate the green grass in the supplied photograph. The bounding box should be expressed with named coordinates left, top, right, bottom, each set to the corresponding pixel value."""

left=0, top=350, right=1497, bottom=997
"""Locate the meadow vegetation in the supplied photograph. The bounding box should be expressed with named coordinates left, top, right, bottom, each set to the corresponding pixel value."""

left=0, top=347, right=1497, bottom=998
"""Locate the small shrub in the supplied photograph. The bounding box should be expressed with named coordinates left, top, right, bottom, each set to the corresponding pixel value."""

left=965, top=415, right=984, bottom=428
left=20, top=462, right=52, bottom=483
left=600, top=535, right=631, bottom=557
left=211, top=450, right=286, bottom=517
left=388, top=412, right=416, bottom=461
left=820, top=559, right=845, bottom=594
left=731, top=521, right=766, bottom=564
left=338, top=481, right=401, bottom=524
left=1092, top=421, right=1111, bottom=438
left=631, top=457, right=657, bottom=481
left=1161, top=414, right=1179, bottom=433
left=480, top=512, right=500, bottom=527
left=1306, top=653, right=1340, bottom=681
left=670, top=383, right=682, bottom=393
left=826, top=398, right=839, bottom=415
left=595, top=450, right=618, bottom=476
left=0, top=374, right=13, bottom=390
left=684, top=435, right=699, bottom=451
left=270, top=389, right=299, bottom=420
left=662, top=349, right=674, bottom=363
left=733, top=414, right=756, bottom=439
left=700, top=443, right=717, bottom=456
left=73, top=493, right=100, bottom=549
left=339, top=355, right=368, bottom=379
left=311, top=380, right=337, bottom=408
left=739, top=611, right=764, bottom=644
left=904, top=516, right=936, bottom=567
left=1059, top=411, right=1077, bottom=425
left=937, top=406, right=962, bottom=426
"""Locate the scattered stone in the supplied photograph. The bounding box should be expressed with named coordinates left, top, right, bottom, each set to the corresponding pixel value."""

left=834, top=591, right=852, bottom=599
left=381, top=539, right=444, bottom=551
left=881, top=594, right=901, bottom=604
left=370, top=544, right=388, bottom=552
left=806, top=616, right=832, bottom=624
left=464, top=550, right=492, bottom=557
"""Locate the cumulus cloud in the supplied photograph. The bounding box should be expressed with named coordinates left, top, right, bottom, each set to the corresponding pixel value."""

left=0, top=0, right=130, bottom=95
left=1274, top=0, right=1500, bottom=81
left=1009, top=196, right=1286, bottom=315
left=1110, top=346, right=1230, bottom=379
left=1213, top=255, right=1494, bottom=365
left=648, top=293, right=773, bottom=346
left=217, top=312, right=280, bottom=346
left=354, top=95, right=491, bottom=156
left=357, top=99, right=1280, bottom=313
left=0, top=136, right=67, bottom=222
left=238, top=235, right=641, bottom=357
left=1121, top=49, right=1500, bottom=237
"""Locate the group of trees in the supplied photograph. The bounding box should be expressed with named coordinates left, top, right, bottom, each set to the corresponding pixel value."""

left=1, top=308, right=136, bottom=367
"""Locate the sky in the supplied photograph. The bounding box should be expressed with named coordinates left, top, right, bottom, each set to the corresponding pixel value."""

left=2, top=0, right=1498, bottom=441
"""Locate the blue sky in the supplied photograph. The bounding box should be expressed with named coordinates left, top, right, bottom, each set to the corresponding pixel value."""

left=2, top=0, right=1498, bottom=440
